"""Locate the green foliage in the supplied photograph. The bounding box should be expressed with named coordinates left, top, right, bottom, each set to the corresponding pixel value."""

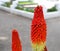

left=15, top=6, right=24, bottom=10
left=15, top=1, right=37, bottom=13
left=25, top=8, right=34, bottom=13
left=2, top=2, right=11, bottom=7
left=15, top=3, right=34, bottom=13
left=15, top=5, right=34, bottom=13
left=47, top=6, right=57, bottom=12
left=18, top=1, right=33, bottom=5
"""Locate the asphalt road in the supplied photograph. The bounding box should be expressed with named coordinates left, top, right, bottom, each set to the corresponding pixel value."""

left=0, top=10, right=60, bottom=51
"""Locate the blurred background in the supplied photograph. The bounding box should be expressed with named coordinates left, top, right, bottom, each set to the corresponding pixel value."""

left=0, top=0, right=60, bottom=51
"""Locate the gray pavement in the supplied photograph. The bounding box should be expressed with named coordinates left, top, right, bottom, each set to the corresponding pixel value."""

left=0, top=10, right=60, bottom=51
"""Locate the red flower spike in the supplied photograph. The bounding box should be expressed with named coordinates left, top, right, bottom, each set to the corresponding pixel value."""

left=31, top=6, right=47, bottom=51
left=12, top=29, right=22, bottom=51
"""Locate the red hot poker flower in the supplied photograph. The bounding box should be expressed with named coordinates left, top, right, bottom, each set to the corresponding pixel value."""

left=12, top=29, right=22, bottom=51
left=31, top=6, right=47, bottom=51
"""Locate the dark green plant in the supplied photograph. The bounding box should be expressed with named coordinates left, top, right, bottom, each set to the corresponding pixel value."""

left=2, top=2, right=11, bottom=7
left=47, top=6, right=57, bottom=12
left=15, top=6, right=24, bottom=10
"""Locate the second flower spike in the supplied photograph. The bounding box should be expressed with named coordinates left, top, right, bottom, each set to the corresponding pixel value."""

left=12, top=29, right=22, bottom=51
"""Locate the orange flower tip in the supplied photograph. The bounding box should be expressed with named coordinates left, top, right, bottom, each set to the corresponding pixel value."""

left=12, top=29, right=17, bottom=32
